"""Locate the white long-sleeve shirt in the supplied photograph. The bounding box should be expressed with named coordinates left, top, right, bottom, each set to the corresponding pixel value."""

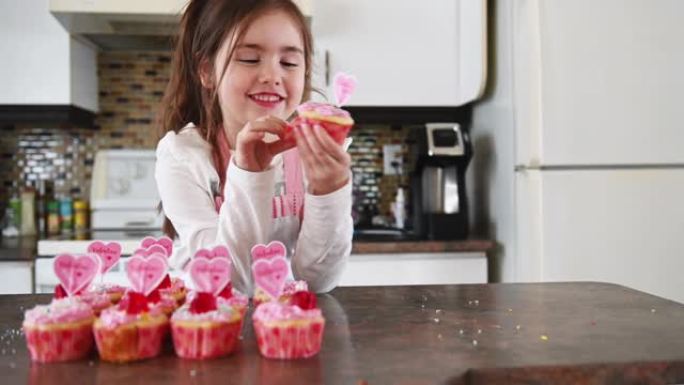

left=154, top=124, right=352, bottom=295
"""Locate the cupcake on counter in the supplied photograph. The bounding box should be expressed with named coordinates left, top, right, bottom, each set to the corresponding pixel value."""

left=252, top=291, right=325, bottom=359
left=171, top=293, right=243, bottom=360
left=253, top=279, right=309, bottom=307
left=251, top=241, right=308, bottom=306
left=86, top=241, right=126, bottom=304
left=251, top=244, right=325, bottom=358
left=133, top=237, right=187, bottom=305
left=94, top=293, right=168, bottom=363
left=50, top=253, right=110, bottom=315
left=171, top=253, right=243, bottom=359
left=93, top=254, right=170, bottom=363
left=23, top=297, right=96, bottom=362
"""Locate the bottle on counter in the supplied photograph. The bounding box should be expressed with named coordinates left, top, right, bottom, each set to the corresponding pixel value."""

left=8, top=193, right=21, bottom=230
left=1, top=207, right=19, bottom=237
left=35, top=180, right=54, bottom=238
left=59, top=197, right=73, bottom=236
left=392, top=187, right=406, bottom=230
left=73, top=199, right=89, bottom=240
left=47, top=200, right=61, bottom=236
left=20, top=187, right=36, bottom=236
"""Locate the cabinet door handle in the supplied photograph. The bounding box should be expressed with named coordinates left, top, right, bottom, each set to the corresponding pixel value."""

left=325, top=50, right=330, bottom=87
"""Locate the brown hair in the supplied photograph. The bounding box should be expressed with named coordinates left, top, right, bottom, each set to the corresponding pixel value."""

left=158, top=0, right=314, bottom=238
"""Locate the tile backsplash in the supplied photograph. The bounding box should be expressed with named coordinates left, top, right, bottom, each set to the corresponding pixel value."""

left=1, top=51, right=412, bottom=224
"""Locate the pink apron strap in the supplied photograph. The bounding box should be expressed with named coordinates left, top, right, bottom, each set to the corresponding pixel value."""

left=283, top=148, right=304, bottom=219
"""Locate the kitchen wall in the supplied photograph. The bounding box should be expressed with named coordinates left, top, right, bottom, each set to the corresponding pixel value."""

left=1, top=51, right=412, bottom=223
left=467, top=0, right=515, bottom=282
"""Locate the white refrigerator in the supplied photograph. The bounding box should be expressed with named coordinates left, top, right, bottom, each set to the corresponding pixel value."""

left=470, top=0, right=684, bottom=303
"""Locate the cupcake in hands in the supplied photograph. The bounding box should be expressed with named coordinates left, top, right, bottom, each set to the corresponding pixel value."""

left=252, top=291, right=325, bottom=359
left=286, top=72, right=356, bottom=145
left=93, top=255, right=170, bottom=363
left=171, top=253, right=243, bottom=359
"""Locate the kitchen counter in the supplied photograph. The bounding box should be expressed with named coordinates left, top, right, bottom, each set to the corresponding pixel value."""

left=0, top=236, right=36, bottom=262
left=1, top=282, right=683, bottom=384
left=352, top=239, right=494, bottom=254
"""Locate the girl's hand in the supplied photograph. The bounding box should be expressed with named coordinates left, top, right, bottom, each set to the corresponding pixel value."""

left=233, top=116, right=296, bottom=172
left=294, top=122, right=351, bottom=195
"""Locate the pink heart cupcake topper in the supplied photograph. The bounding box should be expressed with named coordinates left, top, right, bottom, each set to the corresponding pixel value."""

left=140, top=236, right=173, bottom=257
left=126, top=255, right=168, bottom=296
left=133, top=244, right=168, bottom=259
left=189, top=256, right=232, bottom=295
left=334, top=72, right=357, bottom=107
left=53, top=254, right=101, bottom=296
left=194, top=245, right=231, bottom=260
left=87, top=241, right=122, bottom=274
left=251, top=241, right=287, bottom=262
left=252, top=256, right=288, bottom=300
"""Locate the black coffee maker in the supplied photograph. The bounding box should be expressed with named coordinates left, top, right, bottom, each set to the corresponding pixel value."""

left=409, top=123, right=472, bottom=240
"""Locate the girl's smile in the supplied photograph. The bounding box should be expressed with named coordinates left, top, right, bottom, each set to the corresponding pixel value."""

left=248, top=91, right=286, bottom=109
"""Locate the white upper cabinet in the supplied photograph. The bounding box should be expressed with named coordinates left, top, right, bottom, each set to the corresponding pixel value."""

left=0, top=0, right=98, bottom=112
left=311, top=0, right=487, bottom=106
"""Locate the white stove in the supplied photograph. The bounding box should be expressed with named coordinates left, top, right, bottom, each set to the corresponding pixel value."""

left=90, top=149, right=163, bottom=230
left=34, top=149, right=173, bottom=293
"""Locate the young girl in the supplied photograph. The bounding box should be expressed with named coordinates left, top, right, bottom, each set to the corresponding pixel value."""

left=155, top=0, right=352, bottom=295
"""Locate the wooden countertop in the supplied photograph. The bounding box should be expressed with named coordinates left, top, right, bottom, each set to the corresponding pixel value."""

left=352, top=239, right=494, bottom=254
left=1, top=282, right=683, bottom=384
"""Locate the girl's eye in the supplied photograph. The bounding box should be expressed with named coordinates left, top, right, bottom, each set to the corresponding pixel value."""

left=237, top=59, right=259, bottom=64
left=281, top=61, right=298, bottom=68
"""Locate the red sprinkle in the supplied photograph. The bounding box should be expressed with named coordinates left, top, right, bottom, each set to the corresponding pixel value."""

left=189, top=292, right=218, bottom=314
left=289, top=291, right=317, bottom=310
left=119, top=292, right=149, bottom=315
left=158, top=275, right=172, bottom=289
left=217, top=282, right=233, bottom=300
left=54, top=284, right=68, bottom=299
left=146, top=289, right=162, bottom=304
left=53, top=284, right=83, bottom=299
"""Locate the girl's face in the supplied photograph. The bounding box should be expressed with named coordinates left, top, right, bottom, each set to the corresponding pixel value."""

left=213, top=10, right=306, bottom=133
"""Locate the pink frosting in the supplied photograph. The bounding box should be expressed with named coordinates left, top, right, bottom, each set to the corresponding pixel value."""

left=121, top=288, right=177, bottom=310
left=24, top=298, right=94, bottom=325
left=171, top=277, right=185, bottom=290
left=171, top=302, right=237, bottom=323
left=297, top=102, right=351, bottom=120
left=89, top=283, right=126, bottom=295
left=252, top=301, right=322, bottom=323
left=187, top=289, right=248, bottom=309
left=78, top=292, right=111, bottom=309
left=283, top=280, right=308, bottom=295
left=219, top=289, right=249, bottom=309
left=97, top=305, right=165, bottom=329
left=150, top=294, right=177, bottom=311
left=159, top=277, right=186, bottom=297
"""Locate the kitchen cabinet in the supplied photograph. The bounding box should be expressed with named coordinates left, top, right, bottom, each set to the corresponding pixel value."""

left=0, top=0, right=98, bottom=112
left=340, top=252, right=487, bottom=286
left=0, top=262, right=33, bottom=294
left=311, top=0, right=486, bottom=106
